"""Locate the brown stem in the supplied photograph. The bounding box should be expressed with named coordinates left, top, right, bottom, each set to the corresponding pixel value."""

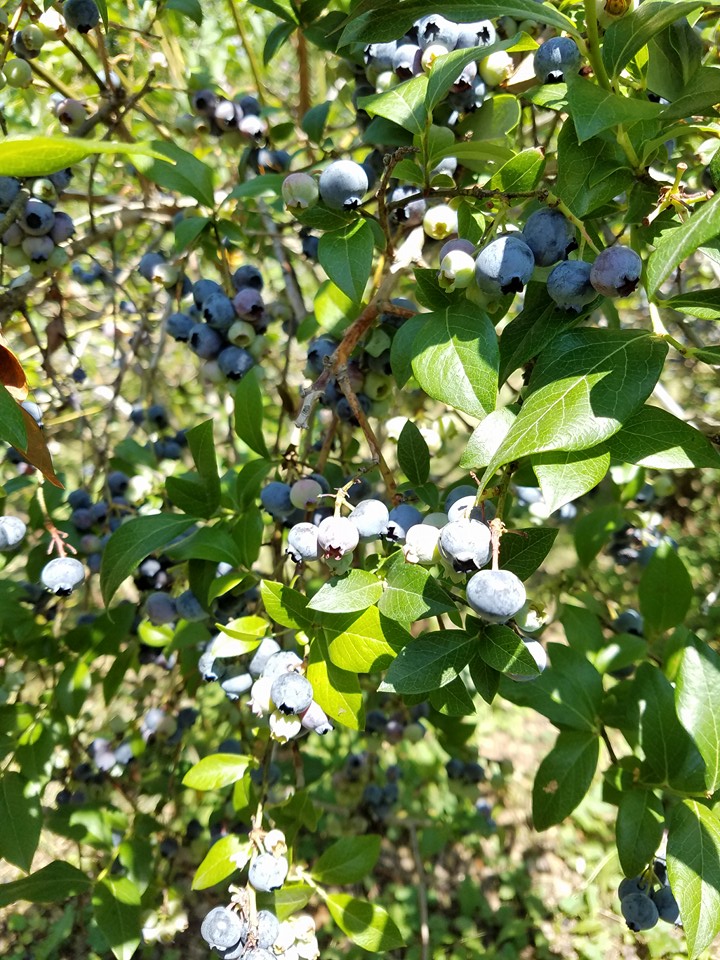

left=336, top=368, right=396, bottom=501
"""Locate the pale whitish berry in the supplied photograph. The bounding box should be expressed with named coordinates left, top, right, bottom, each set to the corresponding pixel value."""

left=261, top=650, right=303, bottom=681
left=348, top=499, right=389, bottom=540
left=249, top=637, right=281, bottom=677
left=438, top=249, right=476, bottom=291
left=248, top=677, right=274, bottom=716
left=466, top=569, right=526, bottom=622
left=270, top=672, right=314, bottom=715
left=317, top=516, right=359, bottom=560
left=423, top=204, right=458, bottom=240
left=402, top=524, right=440, bottom=564
left=263, top=829, right=287, bottom=855
left=290, top=477, right=323, bottom=509
left=507, top=638, right=547, bottom=681
left=200, top=906, right=245, bottom=950
left=0, top=515, right=26, bottom=550
left=300, top=700, right=334, bottom=735
left=286, top=522, right=320, bottom=563
left=282, top=173, right=319, bottom=210
left=41, top=557, right=85, bottom=596
left=269, top=710, right=302, bottom=743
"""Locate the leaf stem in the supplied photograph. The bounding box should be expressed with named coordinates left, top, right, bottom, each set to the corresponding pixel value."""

left=582, top=0, right=612, bottom=91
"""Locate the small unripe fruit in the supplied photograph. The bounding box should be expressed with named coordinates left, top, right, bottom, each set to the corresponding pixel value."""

left=423, top=204, right=458, bottom=240
left=282, top=173, right=319, bottom=211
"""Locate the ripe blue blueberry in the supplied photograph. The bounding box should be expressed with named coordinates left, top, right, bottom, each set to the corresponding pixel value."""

left=348, top=498, right=390, bottom=541
left=475, top=234, right=535, bottom=297
left=590, top=245, right=642, bottom=298
left=232, top=287, right=265, bottom=322
left=389, top=186, right=426, bottom=227
left=534, top=37, right=582, bottom=83
left=317, top=515, right=360, bottom=559
left=414, top=14, right=459, bottom=50
left=190, top=89, right=218, bottom=116
left=271, top=672, right=314, bottom=715
left=248, top=853, right=289, bottom=892
left=138, top=252, right=165, bottom=282
left=522, top=208, right=577, bottom=266
left=41, top=557, right=86, bottom=596
left=364, top=41, right=398, bottom=72
left=232, top=264, right=264, bottom=292
left=261, top=481, right=294, bottom=519
left=193, top=277, right=223, bottom=308
left=455, top=20, right=496, bottom=49
left=218, top=346, right=254, bottom=380
left=439, top=519, right=491, bottom=572
left=189, top=322, right=223, bottom=359
left=175, top=590, right=206, bottom=621
left=612, top=609, right=644, bottom=636
left=23, top=236, right=55, bottom=262
left=200, top=906, right=245, bottom=951
left=651, top=885, right=679, bottom=924
left=203, top=292, right=235, bottom=331
left=319, top=160, right=369, bottom=211
left=50, top=168, right=73, bottom=193
left=0, top=515, right=26, bottom=550
left=386, top=504, right=424, bottom=542
left=166, top=311, right=194, bottom=341
left=621, top=892, right=659, bottom=931
left=286, top=522, right=320, bottom=563
left=20, top=199, right=55, bottom=236
left=198, top=650, right=226, bottom=682
left=0, top=177, right=20, bottom=211
left=145, top=592, right=177, bottom=625
left=213, top=98, right=242, bottom=131
left=393, top=43, right=423, bottom=79
left=63, top=0, right=101, bottom=33
left=256, top=910, right=280, bottom=948
left=466, top=569, right=526, bottom=622
left=547, top=260, right=596, bottom=312
left=50, top=212, right=75, bottom=243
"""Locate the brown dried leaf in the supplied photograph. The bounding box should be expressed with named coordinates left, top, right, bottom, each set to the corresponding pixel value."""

left=0, top=343, right=28, bottom=401
left=18, top=409, right=63, bottom=488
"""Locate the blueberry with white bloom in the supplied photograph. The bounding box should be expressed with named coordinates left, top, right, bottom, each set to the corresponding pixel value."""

left=319, top=161, right=368, bottom=211
left=41, top=557, right=86, bottom=596
left=317, top=515, right=359, bottom=559
left=0, top=516, right=26, bottom=550
left=466, top=569, right=526, bottom=622
left=286, top=522, right=320, bottom=563
left=348, top=499, right=389, bottom=541
left=271, top=672, right=314, bottom=715
left=248, top=853, right=289, bottom=892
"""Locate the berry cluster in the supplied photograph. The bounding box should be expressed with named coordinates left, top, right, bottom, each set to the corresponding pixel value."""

left=618, top=862, right=680, bottom=931
left=200, top=898, right=319, bottom=960
left=0, top=170, right=75, bottom=274
left=199, top=635, right=333, bottom=741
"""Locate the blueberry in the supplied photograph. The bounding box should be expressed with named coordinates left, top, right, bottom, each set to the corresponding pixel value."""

left=651, top=886, right=679, bottom=924
left=300, top=701, right=333, bottom=735
left=438, top=249, right=476, bottom=291
left=456, top=20, right=496, bottom=49
left=389, top=185, right=426, bottom=227
left=190, top=89, right=218, bottom=116
left=261, top=650, right=303, bottom=681
left=430, top=156, right=458, bottom=179
left=20, top=199, right=55, bottom=236
left=107, top=471, right=129, bottom=497
left=261, top=481, right=294, bottom=519
left=301, top=230, right=319, bottom=260
left=221, top=671, right=254, bottom=701
left=203, top=292, right=235, bottom=331
left=385, top=504, right=424, bottom=543
left=317, top=515, right=359, bottom=559
left=466, top=569, right=526, bottom=623
left=0, top=177, right=20, bottom=211
left=547, top=260, right=596, bottom=312
left=166, top=311, right=194, bottom=341
left=282, top=172, right=319, bottom=210
left=534, top=37, right=582, bottom=84
left=445, top=484, right=477, bottom=511
left=439, top=519, right=491, bottom=573
left=319, top=160, right=368, bottom=211
left=393, top=43, right=423, bottom=80
left=621, top=892, right=659, bottom=931
left=218, top=345, right=254, bottom=380
left=23, top=235, right=55, bottom=262
left=175, top=589, right=206, bottom=621
left=249, top=637, right=281, bottom=677
left=251, top=148, right=291, bottom=174
left=238, top=94, right=261, bottom=115
left=612, top=609, right=644, bottom=636
left=144, top=592, right=176, bottom=625
left=270, top=672, right=314, bottom=715
left=256, top=910, right=280, bottom=949
left=213, top=98, right=242, bottom=131
left=0, top=515, right=26, bottom=550
left=200, top=906, right=245, bottom=950
left=232, top=265, right=264, bottom=292
left=5, top=59, right=33, bottom=88
left=364, top=41, right=398, bottom=72
left=232, top=287, right=265, bottom=323
left=63, top=0, right=101, bottom=33
left=463, top=761, right=486, bottom=783
left=239, top=115, right=267, bottom=141
left=286, top=522, right=320, bottom=563
left=402, top=524, right=441, bottom=564
left=50, top=212, right=75, bottom=243
left=590, top=245, right=642, bottom=298
left=68, top=489, right=93, bottom=510
left=193, top=277, right=223, bottom=308
left=305, top=336, right=338, bottom=377
left=475, top=235, right=535, bottom=297
left=348, top=498, right=389, bottom=541
left=423, top=204, right=458, bottom=240
left=189, top=322, right=223, bottom=359
left=138, top=252, right=165, bottom=282
left=198, top=650, right=226, bottom=682
left=447, top=495, right=483, bottom=523
left=414, top=14, right=459, bottom=49
left=41, top=557, right=86, bottom=596
left=49, top=168, right=73, bottom=193
left=248, top=853, right=289, bottom=892
left=522, top=208, right=577, bottom=267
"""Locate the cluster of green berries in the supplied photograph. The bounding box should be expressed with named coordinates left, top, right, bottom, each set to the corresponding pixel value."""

left=0, top=170, right=75, bottom=275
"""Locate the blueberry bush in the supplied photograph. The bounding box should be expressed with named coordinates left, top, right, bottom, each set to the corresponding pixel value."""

left=1, top=1, right=720, bottom=958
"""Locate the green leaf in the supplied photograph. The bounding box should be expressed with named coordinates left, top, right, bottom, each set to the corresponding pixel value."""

left=476, top=625, right=542, bottom=676
left=606, top=405, right=720, bottom=469
left=377, top=555, right=456, bottom=623
left=307, top=633, right=364, bottom=730
left=302, top=101, right=332, bottom=142
left=456, top=93, right=521, bottom=146
left=173, top=214, right=210, bottom=253
left=318, top=220, right=374, bottom=304
left=616, top=789, right=665, bottom=878
left=646, top=16, right=703, bottom=102
left=182, top=753, right=253, bottom=790
left=0, top=137, right=165, bottom=177
left=660, top=64, right=720, bottom=121
left=308, top=570, right=383, bottom=614
left=489, top=147, right=546, bottom=193
left=565, top=78, right=662, bottom=144
left=480, top=330, right=668, bottom=488
left=532, top=730, right=599, bottom=830
left=429, top=675, right=475, bottom=716
left=212, top=616, right=268, bottom=657
left=379, top=630, right=476, bottom=695
left=264, top=20, right=295, bottom=63
left=92, top=878, right=142, bottom=960
left=261, top=581, right=314, bottom=631
left=397, top=420, right=430, bottom=485
left=676, top=642, right=720, bottom=794
left=667, top=800, right=720, bottom=958
left=601, top=1, right=705, bottom=78
left=390, top=314, right=424, bottom=388
left=532, top=447, right=610, bottom=514
left=0, top=860, right=91, bottom=908
left=312, top=836, right=381, bottom=885
left=146, top=141, right=215, bottom=207
left=0, top=384, right=27, bottom=450
left=647, top=192, right=720, bottom=296
left=227, top=173, right=285, bottom=201
left=469, top=655, right=501, bottom=704
left=166, top=0, right=203, bottom=24
left=257, top=883, right=313, bottom=921
left=100, top=514, right=198, bottom=606
left=555, top=120, right=634, bottom=217
left=499, top=643, right=603, bottom=732
left=233, top=368, right=270, bottom=459
left=166, top=419, right=221, bottom=518
left=326, top=893, right=405, bottom=952
left=498, top=527, right=558, bottom=581
left=411, top=304, right=499, bottom=420
left=163, top=524, right=242, bottom=566
left=322, top=606, right=409, bottom=672
left=635, top=662, right=705, bottom=790
left=460, top=408, right=517, bottom=470
left=574, top=504, right=625, bottom=566
left=192, top=836, right=250, bottom=890
left=357, top=74, right=428, bottom=135
left=638, top=541, right=693, bottom=635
